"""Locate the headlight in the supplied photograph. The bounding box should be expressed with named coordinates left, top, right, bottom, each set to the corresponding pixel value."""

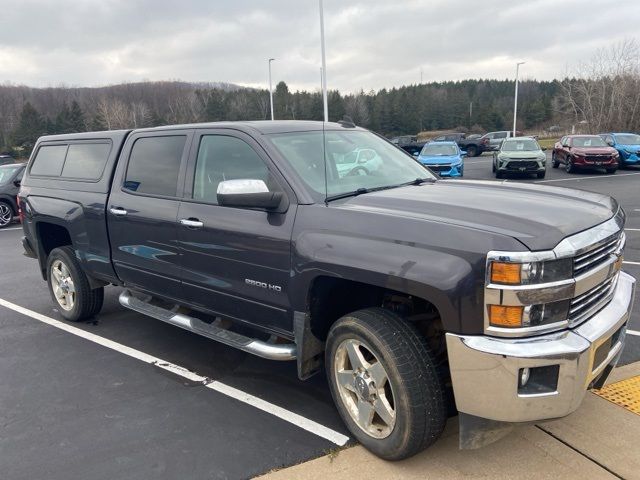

left=489, top=258, right=572, bottom=285
left=487, top=258, right=573, bottom=329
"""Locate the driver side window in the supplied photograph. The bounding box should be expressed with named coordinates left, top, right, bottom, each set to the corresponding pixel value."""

left=193, top=135, right=275, bottom=204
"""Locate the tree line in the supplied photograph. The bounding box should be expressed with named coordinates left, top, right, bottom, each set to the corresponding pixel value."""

left=3, top=39, right=639, bottom=156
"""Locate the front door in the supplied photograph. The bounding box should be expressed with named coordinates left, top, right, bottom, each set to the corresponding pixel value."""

left=108, top=130, right=192, bottom=298
left=177, top=130, right=296, bottom=335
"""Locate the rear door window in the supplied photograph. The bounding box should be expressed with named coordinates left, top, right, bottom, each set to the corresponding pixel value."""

left=124, top=135, right=187, bottom=197
left=30, top=145, right=68, bottom=176
left=61, top=143, right=112, bottom=180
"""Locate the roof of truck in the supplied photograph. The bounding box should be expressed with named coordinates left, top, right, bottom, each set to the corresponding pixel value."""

left=135, top=120, right=365, bottom=135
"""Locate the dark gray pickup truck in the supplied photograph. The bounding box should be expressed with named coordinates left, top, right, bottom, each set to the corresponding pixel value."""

left=19, top=121, right=635, bottom=460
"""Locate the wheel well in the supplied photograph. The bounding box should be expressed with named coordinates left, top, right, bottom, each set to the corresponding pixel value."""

left=308, top=276, right=444, bottom=344
left=37, top=222, right=72, bottom=257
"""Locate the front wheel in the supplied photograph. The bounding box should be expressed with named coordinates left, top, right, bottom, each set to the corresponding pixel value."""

left=326, top=308, right=446, bottom=460
left=47, top=246, right=104, bottom=321
left=0, top=201, right=14, bottom=228
left=565, top=158, right=575, bottom=173
left=537, top=171, right=546, bottom=179
left=551, top=154, right=559, bottom=168
left=466, top=145, right=478, bottom=157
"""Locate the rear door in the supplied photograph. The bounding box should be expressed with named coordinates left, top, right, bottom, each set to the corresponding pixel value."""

left=177, top=129, right=296, bottom=334
left=108, top=130, right=193, bottom=298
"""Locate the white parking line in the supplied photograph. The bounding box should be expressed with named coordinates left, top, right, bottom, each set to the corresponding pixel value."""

left=535, top=172, right=640, bottom=183
left=624, top=261, right=640, bottom=266
left=0, top=227, right=22, bottom=232
left=628, top=330, right=640, bottom=337
left=0, top=298, right=349, bottom=447
left=625, top=229, right=640, bottom=232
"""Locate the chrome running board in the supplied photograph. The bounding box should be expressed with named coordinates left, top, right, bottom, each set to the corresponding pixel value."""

left=119, top=290, right=296, bottom=361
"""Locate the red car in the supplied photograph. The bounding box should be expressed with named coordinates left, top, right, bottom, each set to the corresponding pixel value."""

left=552, top=135, right=619, bottom=173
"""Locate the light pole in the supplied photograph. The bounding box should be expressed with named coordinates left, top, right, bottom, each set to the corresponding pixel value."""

left=513, top=61, right=525, bottom=136
left=319, top=0, right=328, bottom=122
left=268, top=58, right=275, bottom=121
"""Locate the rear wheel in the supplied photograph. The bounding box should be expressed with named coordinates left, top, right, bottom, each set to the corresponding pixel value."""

left=47, top=246, right=104, bottom=322
left=326, top=308, right=446, bottom=461
left=466, top=145, right=478, bottom=157
left=0, top=201, right=14, bottom=228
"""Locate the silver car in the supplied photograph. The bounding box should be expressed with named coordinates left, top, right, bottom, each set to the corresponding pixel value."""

left=492, top=137, right=546, bottom=179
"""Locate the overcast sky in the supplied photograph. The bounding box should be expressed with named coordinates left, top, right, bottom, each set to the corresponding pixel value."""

left=1, top=0, right=638, bottom=93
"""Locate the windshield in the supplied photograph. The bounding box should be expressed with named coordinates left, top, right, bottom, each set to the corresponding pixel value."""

left=266, top=130, right=434, bottom=200
left=0, top=165, right=19, bottom=184
left=572, top=136, right=607, bottom=147
left=501, top=139, right=540, bottom=152
left=420, top=144, right=458, bottom=156
left=615, top=134, right=640, bottom=145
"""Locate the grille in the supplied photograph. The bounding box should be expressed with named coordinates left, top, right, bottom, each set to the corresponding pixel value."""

left=506, top=160, right=538, bottom=170
left=427, top=164, right=451, bottom=172
left=573, top=234, right=623, bottom=276
left=569, top=275, right=617, bottom=325
left=585, top=155, right=613, bottom=162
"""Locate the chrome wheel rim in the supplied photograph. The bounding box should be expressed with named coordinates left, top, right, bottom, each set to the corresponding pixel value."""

left=0, top=204, right=11, bottom=226
left=51, top=259, right=75, bottom=311
left=334, top=339, right=396, bottom=439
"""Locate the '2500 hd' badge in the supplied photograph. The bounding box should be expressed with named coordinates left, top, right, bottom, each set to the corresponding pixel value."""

left=245, top=279, right=282, bottom=292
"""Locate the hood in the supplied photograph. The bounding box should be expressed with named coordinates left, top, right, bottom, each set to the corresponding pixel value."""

left=418, top=154, right=461, bottom=164
left=334, top=180, right=617, bottom=251
left=618, top=144, right=640, bottom=150
left=498, top=150, right=544, bottom=159
left=572, top=146, right=617, bottom=155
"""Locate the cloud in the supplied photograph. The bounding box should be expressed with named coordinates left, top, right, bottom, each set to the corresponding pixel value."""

left=0, top=0, right=638, bottom=92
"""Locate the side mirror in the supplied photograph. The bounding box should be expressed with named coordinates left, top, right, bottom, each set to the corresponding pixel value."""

left=606, top=140, right=614, bottom=146
left=412, top=151, right=419, bottom=157
left=217, top=179, right=283, bottom=210
left=13, top=179, right=21, bottom=188
left=460, top=151, right=467, bottom=156
left=541, top=147, right=547, bottom=151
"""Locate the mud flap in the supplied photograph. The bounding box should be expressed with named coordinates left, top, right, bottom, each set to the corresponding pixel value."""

left=458, top=412, right=515, bottom=450
left=294, top=311, right=325, bottom=380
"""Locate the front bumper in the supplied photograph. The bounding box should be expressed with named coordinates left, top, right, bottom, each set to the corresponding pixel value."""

left=446, top=271, right=635, bottom=423
left=619, top=150, right=640, bottom=165
left=496, top=159, right=545, bottom=174
left=424, top=163, right=463, bottom=177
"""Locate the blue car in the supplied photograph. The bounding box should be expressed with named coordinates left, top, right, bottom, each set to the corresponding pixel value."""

left=600, top=133, right=640, bottom=167
left=415, top=141, right=466, bottom=177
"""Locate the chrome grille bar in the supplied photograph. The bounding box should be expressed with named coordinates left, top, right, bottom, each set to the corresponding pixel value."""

left=569, top=275, right=618, bottom=325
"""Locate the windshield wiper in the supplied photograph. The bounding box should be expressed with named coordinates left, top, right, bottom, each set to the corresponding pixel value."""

left=325, top=178, right=434, bottom=203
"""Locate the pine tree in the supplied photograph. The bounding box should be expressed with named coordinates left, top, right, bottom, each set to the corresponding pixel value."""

left=68, top=101, right=86, bottom=132
left=12, top=102, right=46, bottom=151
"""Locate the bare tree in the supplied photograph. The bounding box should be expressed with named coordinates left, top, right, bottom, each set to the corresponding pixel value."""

left=560, top=38, right=640, bottom=133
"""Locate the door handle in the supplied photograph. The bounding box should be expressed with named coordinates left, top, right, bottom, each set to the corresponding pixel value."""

left=179, top=218, right=204, bottom=229
left=109, top=207, right=128, bottom=216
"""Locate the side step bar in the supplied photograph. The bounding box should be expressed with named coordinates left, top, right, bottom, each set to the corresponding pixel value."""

left=119, top=290, right=297, bottom=361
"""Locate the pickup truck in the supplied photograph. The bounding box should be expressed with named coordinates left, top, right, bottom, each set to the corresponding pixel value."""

left=432, top=132, right=488, bottom=157
left=389, top=135, right=426, bottom=156
left=19, top=121, right=635, bottom=461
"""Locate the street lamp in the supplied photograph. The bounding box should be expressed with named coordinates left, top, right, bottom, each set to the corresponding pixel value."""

left=268, top=58, right=275, bottom=121
left=513, top=61, right=525, bottom=136
left=319, top=0, right=328, bottom=122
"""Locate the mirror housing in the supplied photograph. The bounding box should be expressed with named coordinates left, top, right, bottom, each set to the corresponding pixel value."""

left=217, top=179, right=283, bottom=210
left=412, top=151, right=419, bottom=157
left=460, top=151, right=467, bottom=156
left=606, top=140, right=614, bottom=146
left=13, top=179, right=21, bottom=188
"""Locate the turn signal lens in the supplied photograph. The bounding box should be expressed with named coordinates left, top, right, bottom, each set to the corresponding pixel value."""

left=489, top=305, right=524, bottom=327
left=490, top=262, right=521, bottom=284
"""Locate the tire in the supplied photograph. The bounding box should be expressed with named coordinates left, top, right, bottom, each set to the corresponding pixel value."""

left=606, top=168, right=617, bottom=174
left=326, top=308, right=446, bottom=461
left=551, top=154, right=559, bottom=168
left=466, top=145, right=478, bottom=157
left=0, top=200, right=14, bottom=229
left=496, top=170, right=504, bottom=179
left=565, top=158, right=575, bottom=173
left=46, top=246, right=104, bottom=322
left=492, top=161, right=496, bottom=172
left=537, top=172, right=546, bottom=179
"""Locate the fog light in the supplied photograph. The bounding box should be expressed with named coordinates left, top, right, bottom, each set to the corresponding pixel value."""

left=519, top=368, right=530, bottom=387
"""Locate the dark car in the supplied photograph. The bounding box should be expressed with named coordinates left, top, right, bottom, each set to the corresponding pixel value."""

left=18, top=121, right=635, bottom=460
left=552, top=135, right=619, bottom=173
left=432, top=132, right=488, bottom=157
left=0, top=155, right=16, bottom=166
left=0, top=163, right=25, bottom=228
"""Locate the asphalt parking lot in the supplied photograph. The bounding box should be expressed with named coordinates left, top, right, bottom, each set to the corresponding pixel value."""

left=0, top=151, right=638, bottom=480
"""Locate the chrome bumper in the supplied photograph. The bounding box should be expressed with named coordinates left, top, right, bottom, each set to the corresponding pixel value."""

left=446, top=271, right=635, bottom=423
